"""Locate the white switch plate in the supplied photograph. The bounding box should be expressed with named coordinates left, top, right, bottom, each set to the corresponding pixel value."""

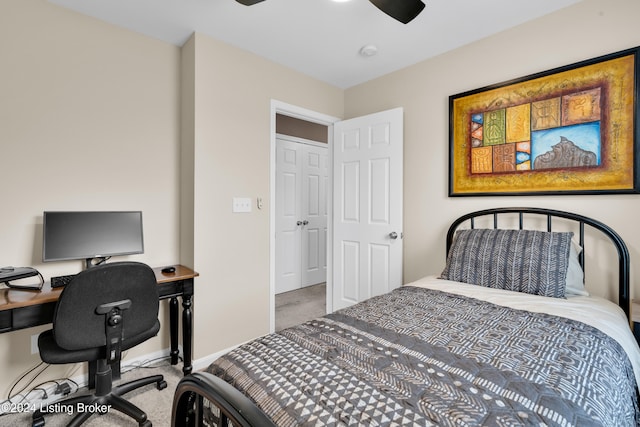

left=232, top=197, right=252, bottom=213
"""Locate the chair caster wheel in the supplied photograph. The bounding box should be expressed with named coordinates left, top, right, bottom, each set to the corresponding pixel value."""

left=140, top=420, right=152, bottom=427
left=32, top=415, right=45, bottom=427
left=157, top=380, right=167, bottom=390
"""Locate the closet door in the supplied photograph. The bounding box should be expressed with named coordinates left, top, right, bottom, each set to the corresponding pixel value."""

left=275, top=138, right=302, bottom=294
left=301, top=144, right=328, bottom=287
left=275, top=137, right=328, bottom=294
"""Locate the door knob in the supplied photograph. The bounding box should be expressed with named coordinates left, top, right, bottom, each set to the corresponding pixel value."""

left=296, top=221, right=302, bottom=226
left=302, top=220, right=309, bottom=226
left=389, top=231, right=398, bottom=239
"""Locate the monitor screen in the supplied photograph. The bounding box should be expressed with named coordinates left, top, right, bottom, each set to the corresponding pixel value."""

left=42, top=211, right=144, bottom=263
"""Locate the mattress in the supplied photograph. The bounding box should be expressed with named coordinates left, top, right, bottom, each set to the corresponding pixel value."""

left=207, top=277, right=640, bottom=426
left=412, top=275, right=640, bottom=387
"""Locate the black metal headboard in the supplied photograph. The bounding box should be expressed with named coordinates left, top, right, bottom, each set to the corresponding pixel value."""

left=445, top=207, right=631, bottom=319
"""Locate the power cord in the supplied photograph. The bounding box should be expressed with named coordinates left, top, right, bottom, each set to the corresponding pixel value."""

left=32, top=387, right=48, bottom=400
left=120, top=354, right=180, bottom=374
left=6, top=362, right=48, bottom=403
left=1, top=363, right=82, bottom=419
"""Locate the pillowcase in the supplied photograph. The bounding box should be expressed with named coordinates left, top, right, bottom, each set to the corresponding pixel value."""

left=565, top=241, right=588, bottom=297
left=441, top=228, right=573, bottom=298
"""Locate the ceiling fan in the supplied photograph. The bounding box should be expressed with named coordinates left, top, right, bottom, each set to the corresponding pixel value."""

left=235, top=0, right=426, bottom=24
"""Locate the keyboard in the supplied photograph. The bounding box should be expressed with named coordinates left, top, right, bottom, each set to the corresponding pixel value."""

left=50, top=274, right=76, bottom=288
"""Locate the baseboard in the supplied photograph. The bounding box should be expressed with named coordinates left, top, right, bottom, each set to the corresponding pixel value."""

left=191, top=344, right=240, bottom=372
left=71, top=346, right=179, bottom=388
left=190, top=337, right=268, bottom=372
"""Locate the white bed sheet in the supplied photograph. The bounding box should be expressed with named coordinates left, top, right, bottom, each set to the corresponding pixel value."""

left=407, top=275, right=640, bottom=386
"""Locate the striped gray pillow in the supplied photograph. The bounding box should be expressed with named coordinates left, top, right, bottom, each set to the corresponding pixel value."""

left=441, top=229, right=573, bottom=298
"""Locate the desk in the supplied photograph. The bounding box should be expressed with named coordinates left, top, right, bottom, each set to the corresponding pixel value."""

left=0, top=264, right=198, bottom=376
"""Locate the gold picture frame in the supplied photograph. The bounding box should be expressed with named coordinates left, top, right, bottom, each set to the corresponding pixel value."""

left=449, top=47, right=639, bottom=196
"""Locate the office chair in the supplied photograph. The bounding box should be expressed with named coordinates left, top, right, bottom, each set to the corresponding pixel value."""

left=32, top=262, right=167, bottom=427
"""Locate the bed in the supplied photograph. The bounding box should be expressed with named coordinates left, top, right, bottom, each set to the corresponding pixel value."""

left=172, top=207, right=640, bottom=426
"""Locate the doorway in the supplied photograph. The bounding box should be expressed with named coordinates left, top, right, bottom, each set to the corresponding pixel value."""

left=275, top=135, right=328, bottom=294
left=269, top=101, right=340, bottom=332
left=269, top=102, right=404, bottom=332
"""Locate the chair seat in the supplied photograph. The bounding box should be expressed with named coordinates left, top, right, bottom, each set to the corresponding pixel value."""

left=38, top=320, right=161, bottom=365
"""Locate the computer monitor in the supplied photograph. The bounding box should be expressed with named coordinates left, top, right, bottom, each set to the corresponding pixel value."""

left=43, top=211, right=144, bottom=268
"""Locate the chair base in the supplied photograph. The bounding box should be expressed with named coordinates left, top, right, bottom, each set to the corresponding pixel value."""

left=32, top=375, right=167, bottom=427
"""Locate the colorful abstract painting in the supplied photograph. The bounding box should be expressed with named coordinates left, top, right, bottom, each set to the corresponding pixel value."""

left=449, top=47, right=639, bottom=196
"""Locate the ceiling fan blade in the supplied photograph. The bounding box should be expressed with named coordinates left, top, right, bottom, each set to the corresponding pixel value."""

left=369, top=0, right=425, bottom=24
left=235, top=0, right=265, bottom=5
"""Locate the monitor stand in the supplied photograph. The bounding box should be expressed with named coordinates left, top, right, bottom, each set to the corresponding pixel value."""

left=85, top=257, right=109, bottom=270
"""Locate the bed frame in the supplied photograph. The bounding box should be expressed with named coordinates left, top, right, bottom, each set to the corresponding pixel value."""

left=171, top=207, right=632, bottom=426
left=172, top=372, right=275, bottom=426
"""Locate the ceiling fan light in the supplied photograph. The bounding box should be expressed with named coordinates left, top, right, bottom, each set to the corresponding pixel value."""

left=368, top=0, right=425, bottom=24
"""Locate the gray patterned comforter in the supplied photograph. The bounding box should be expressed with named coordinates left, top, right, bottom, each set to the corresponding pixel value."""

left=207, top=286, right=639, bottom=426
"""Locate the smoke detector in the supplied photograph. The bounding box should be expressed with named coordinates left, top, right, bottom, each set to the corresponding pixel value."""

left=359, top=44, right=378, bottom=57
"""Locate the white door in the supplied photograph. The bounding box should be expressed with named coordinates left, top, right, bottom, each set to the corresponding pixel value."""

left=275, top=136, right=328, bottom=294
left=332, top=108, right=403, bottom=310
left=275, top=137, right=302, bottom=294
left=301, top=143, right=328, bottom=287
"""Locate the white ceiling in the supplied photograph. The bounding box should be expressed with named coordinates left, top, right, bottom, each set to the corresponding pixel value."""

left=48, top=0, right=581, bottom=89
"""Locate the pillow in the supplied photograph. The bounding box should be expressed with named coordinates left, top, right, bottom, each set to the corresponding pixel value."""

left=565, top=241, right=588, bottom=297
left=441, top=228, right=573, bottom=298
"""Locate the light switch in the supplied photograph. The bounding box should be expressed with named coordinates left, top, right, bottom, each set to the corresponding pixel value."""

left=232, top=197, right=252, bottom=213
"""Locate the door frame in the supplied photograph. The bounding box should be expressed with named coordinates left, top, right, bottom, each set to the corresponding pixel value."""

left=269, top=100, right=340, bottom=332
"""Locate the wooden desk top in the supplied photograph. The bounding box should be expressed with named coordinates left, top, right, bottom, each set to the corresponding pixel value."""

left=152, top=265, right=199, bottom=284
left=0, top=283, right=62, bottom=310
left=0, top=265, right=198, bottom=311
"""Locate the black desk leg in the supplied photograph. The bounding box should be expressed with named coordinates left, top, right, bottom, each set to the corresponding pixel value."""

left=169, top=297, right=179, bottom=365
left=182, top=294, right=193, bottom=375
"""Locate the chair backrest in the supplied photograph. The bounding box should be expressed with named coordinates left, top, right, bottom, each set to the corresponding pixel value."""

left=52, top=261, right=159, bottom=351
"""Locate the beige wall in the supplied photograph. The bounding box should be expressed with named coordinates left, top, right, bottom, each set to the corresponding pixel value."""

left=182, top=33, right=343, bottom=358
left=345, top=0, right=640, bottom=300
left=0, top=0, right=182, bottom=395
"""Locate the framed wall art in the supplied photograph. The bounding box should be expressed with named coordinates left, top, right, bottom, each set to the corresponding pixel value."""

left=449, top=46, right=639, bottom=196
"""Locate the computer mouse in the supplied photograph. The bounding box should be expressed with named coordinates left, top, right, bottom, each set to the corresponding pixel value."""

left=161, top=266, right=176, bottom=274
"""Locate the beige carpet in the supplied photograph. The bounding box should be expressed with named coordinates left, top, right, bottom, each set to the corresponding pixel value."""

left=275, top=282, right=326, bottom=331
left=5, top=363, right=181, bottom=427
